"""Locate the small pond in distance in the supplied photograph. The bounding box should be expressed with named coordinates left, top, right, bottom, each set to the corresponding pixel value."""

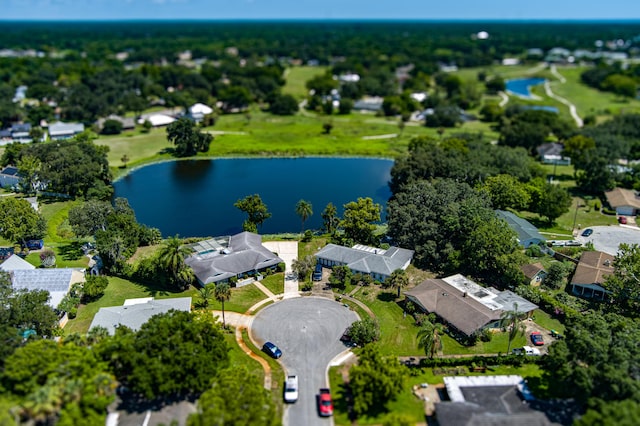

left=505, top=77, right=546, bottom=98
left=113, top=157, right=393, bottom=237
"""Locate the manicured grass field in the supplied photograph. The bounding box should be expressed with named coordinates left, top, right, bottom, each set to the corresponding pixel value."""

left=550, top=66, right=640, bottom=118
left=439, top=331, right=527, bottom=356
left=259, top=272, right=285, bottom=295
left=282, top=66, right=328, bottom=100
left=532, top=309, right=565, bottom=334
left=225, top=332, right=264, bottom=382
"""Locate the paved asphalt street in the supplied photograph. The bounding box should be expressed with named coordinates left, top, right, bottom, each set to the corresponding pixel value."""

left=251, top=297, right=359, bottom=426
left=577, top=225, right=640, bottom=255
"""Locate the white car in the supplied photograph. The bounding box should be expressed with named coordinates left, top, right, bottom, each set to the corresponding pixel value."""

left=512, top=346, right=541, bottom=356
left=284, top=375, right=299, bottom=403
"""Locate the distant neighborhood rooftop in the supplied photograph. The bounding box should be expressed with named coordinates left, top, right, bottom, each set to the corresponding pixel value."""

left=90, top=297, right=192, bottom=335
left=605, top=187, right=640, bottom=209
left=496, top=210, right=545, bottom=247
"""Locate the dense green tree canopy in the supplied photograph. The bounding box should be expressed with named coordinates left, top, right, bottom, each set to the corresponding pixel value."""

left=0, top=197, right=46, bottom=245
left=166, top=118, right=214, bottom=157
left=234, top=194, right=272, bottom=231
left=188, top=367, right=279, bottom=426
left=68, top=200, right=114, bottom=237
left=97, top=311, right=229, bottom=400
left=341, top=197, right=381, bottom=246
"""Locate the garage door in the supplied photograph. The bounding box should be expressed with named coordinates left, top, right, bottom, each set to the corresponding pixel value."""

left=617, top=206, right=635, bottom=216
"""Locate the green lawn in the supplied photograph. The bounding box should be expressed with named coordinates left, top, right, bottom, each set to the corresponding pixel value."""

left=260, top=272, right=285, bottom=295
left=551, top=66, right=640, bottom=119
left=440, top=331, right=527, bottom=356
left=208, top=283, right=269, bottom=313
left=353, top=288, right=421, bottom=356
left=282, top=66, right=328, bottom=100
left=98, top=127, right=173, bottom=177
left=225, top=332, right=264, bottom=382
left=532, top=309, right=565, bottom=334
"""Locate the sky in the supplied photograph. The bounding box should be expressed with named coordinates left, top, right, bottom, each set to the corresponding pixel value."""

left=4, top=0, right=640, bottom=21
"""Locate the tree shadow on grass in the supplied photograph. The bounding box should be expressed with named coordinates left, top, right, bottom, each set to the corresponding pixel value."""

left=58, top=242, right=85, bottom=261
left=376, top=291, right=397, bottom=303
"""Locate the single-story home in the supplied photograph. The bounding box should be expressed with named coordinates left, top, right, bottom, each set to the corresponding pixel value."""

left=0, top=254, right=85, bottom=310
left=96, top=114, right=136, bottom=131
left=89, top=297, right=192, bottom=335
left=185, top=232, right=283, bottom=287
left=138, top=113, right=176, bottom=127
left=48, top=121, right=85, bottom=140
left=436, top=375, right=552, bottom=425
left=0, top=166, right=20, bottom=188
left=537, top=142, right=571, bottom=165
left=314, top=244, right=414, bottom=282
left=405, top=274, right=538, bottom=338
left=353, top=96, right=384, bottom=112
left=187, top=103, right=214, bottom=122
left=570, top=251, right=615, bottom=300
left=520, top=263, right=547, bottom=286
left=605, top=187, right=640, bottom=216
left=496, top=210, right=546, bottom=248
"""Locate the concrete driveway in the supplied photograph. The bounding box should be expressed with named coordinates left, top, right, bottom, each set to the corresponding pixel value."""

left=251, top=297, right=359, bottom=426
left=263, top=241, right=300, bottom=298
left=576, top=225, right=640, bottom=255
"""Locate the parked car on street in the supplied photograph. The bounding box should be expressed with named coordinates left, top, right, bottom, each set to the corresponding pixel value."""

left=284, top=375, right=298, bottom=403
left=581, top=228, right=593, bottom=237
left=318, top=388, right=334, bottom=416
left=530, top=331, right=544, bottom=346
left=262, top=341, right=282, bottom=359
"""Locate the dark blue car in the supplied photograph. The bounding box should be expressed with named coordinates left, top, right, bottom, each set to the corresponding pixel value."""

left=262, top=341, right=282, bottom=359
left=312, top=264, right=323, bottom=281
left=581, top=229, right=593, bottom=237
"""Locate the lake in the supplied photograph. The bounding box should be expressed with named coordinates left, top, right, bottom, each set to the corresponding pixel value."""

left=113, top=157, right=393, bottom=237
left=505, top=77, right=546, bottom=98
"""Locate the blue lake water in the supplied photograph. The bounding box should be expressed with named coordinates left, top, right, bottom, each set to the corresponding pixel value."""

left=113, top=157, right=393, bottom=237
left=505, top=77, right=546, bottom=98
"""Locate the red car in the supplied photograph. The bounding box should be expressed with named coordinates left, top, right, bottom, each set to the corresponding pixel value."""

left=530, top=331, right=544, bottom=346
left=318, top=388, right=334, bottom=417
left=619, top=216, right=628, bottom=224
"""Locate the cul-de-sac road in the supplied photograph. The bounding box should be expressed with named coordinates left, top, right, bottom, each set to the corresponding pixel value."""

left=251, top=297, right=358, bottom=426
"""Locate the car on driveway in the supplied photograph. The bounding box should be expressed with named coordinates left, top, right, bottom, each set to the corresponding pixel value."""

left=318, top=388, right=333, bottom=417
left=581, top=228, right=593, bottom=237
left=312, top=264, right=323, bottom=281
left=530, top=331, right=544, bottom=346
left=513, top=346, right=541, bottom=356
left=262, top=341, right=282, bottom=359
left=618, top=216, right=628, bottom=224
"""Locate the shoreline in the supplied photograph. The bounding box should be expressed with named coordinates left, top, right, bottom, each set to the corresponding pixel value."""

left=111, top=153, right=396, bottom=183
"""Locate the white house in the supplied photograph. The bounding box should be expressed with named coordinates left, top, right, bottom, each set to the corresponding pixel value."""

left=138, top=113, right=176, bottom=127
left=315, top=244, right=414, bottom=282
left=48, top=121, right=85, bottom=140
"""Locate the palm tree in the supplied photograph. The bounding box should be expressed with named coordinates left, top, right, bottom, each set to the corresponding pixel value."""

left=198, top=283, right=215, bottom=308
left=386, top=269, right=409, bottom=298
left=215, top=282, right=231, bottom=328
left=295, top=199, right=313, bottom=236
left=500, top=302, right=526, bottom=354
left=157, top=235, right=192, bottom=287
left=417, top=320, right=444, bottom=359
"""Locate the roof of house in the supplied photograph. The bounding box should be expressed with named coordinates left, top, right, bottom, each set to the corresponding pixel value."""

left=605, top=187, right=640, bottom=209
left=10, top=268, right=84, bottom=309
left=405, top=275, right=537, bottom=337
left=436, top=376, right=554, bottom=426
left=571, top=251, right=615, bottom=285
left=97, top=115, right=136, bottom=129
left=89, top=297, right=192, bottom=335
left=189, top=103, right=213, bottom=115
left=520, top=263, right=546, bottom=280
left=536, top=142, right=563, bottom=158
left=0, top=254, right=36, bottom=271
left=315, top=244, right=414, bottom=277
left=185, top=232, right=283, bottom=285
left=496, top=210, right=545, bottom=244
left=138, top=113, right=176, bottom=127
left=0, top=166, right=19, bottom=176
left=48, top=121, right=85, bottom=136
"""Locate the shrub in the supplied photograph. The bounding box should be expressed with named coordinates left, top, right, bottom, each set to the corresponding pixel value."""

left=82, top=275, right=109, bottom=302
left=39, top=249, right=56, bottom=267
left=277, top=262, right=286, bottom=272
left=301, top=230, right=313, bottom=242
left=480, top=328, right=493, bottom=342
left=347, top=318, right=380, bottom=346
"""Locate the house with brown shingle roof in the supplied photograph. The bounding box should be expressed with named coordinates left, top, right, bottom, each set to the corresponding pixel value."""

left=604, top=187, right=640, bottom=216
left=570, top=251, right=615, bottom=300
left=405, top=274, right=538, bottom=338
left=520, top=263, right=546, bottom=286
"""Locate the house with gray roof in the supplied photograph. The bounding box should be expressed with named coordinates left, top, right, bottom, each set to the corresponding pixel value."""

left=48, top=121, right=85, bottom=140
left=0, top=254, right=36, bottom=271
left=496, top=210, right=545, bottom=248
left=0, top=166, right=20, bottom=188
left=405, top=274, right=538, bottom=338
left=185, top=232, right=283, bottom=287
left=315, top=244, right=414, bottom=282
left=436, top=375, right=558, bottom=426
left=90, top=297, right=192, bottom=335
left=3, top=267, right=85, bottom=310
